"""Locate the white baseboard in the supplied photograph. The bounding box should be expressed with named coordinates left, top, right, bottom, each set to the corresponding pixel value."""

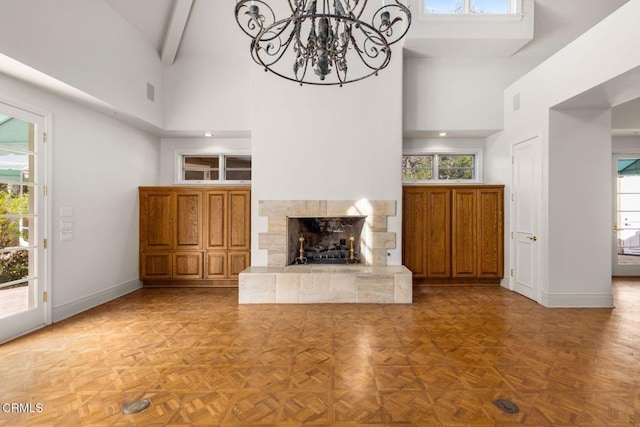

left=540, top=291, right=614, bottom=308
left=52, top=279, right=142, bottom=322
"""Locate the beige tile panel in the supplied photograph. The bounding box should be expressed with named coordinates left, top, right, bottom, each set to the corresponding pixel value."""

left=275, top=274, right=301, bottom=303
left=394, top=273, right=413, bottom=304
left=258, top=233, right=286, bottom=250
left=326, top=200, right=396, bottom=216
left=258, top=200, right=292, bottom=216
left=238, top=273, right=277, bottom=303
left=369, top=248, right=388, bottom=266
left=290, top=200, right=328, bottom=217
left=366, top=215, right=387, bottom=232
left=356, top=274, right=395, bottom=303
left=268, top=216, right=287, bottom=233
left=369, top=232, right=396, bottom=249
left=267, top=252, right=287, bottom=267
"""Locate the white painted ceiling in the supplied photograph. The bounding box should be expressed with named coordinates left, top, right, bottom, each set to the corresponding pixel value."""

left=105, top=0, right=176, bottom=52
left=104, top=0, right=631, bottom=62
left=103, top=0, right=637, bottom=134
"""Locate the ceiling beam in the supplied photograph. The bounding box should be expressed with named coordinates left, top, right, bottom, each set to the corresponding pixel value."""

left=161, top=0, right=193, bottom=66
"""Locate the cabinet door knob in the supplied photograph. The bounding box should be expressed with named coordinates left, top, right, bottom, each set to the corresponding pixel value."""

left=527, top=235, right=537, bottom=242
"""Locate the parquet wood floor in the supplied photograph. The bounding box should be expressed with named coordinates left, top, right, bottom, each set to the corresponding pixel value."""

left=1, top=279, right=639, bottom=426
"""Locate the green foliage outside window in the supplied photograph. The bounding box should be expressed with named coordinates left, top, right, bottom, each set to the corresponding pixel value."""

left=402, top=154, right=475, bottom=182
left=0, top=188, right=29, bottom=285
left=402, top=155, right=433, bottom=181
left=438, top=155, right=474, bottom=180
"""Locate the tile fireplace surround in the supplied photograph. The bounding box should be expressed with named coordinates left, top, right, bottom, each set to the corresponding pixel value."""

left=239, top=200, right=412, bottom=304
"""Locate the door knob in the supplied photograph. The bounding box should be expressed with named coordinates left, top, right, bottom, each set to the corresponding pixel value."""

left=527, top=235, right=537, bottom=241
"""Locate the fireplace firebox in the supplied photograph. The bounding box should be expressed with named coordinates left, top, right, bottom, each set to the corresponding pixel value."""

left=287, top=216, right=366, bottom=265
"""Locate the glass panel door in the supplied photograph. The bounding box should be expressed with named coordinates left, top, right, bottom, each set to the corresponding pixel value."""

left=613, top=156, right=640, bottom=275
left=0, top=103, right=48, bottom=343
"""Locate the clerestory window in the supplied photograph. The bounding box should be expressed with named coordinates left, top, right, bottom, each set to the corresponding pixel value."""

left=179, top=154, right=251, bottom=183
left=424, top=0, right=519, bottom=15
left=402, top=151, right=481, bottom=183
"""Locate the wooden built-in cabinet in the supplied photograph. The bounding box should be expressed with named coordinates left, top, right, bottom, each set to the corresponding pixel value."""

left=139, top=186, right=250, bottom=287
left=403, top=185, right=504, bottom=285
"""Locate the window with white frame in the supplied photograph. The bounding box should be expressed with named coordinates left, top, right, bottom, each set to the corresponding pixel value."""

left=402, top=151, right=481, bottom=183
left=424, top=0, right=518, bottom=14
left=180, top=154, right=251, bottom=183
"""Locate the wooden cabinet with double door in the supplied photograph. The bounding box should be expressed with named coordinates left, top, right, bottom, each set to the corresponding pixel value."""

left=204, top=189, right=250, bottom=280
left=139, top=186, right=250, bottom=286
left=403, top=185, right=504, bottom=284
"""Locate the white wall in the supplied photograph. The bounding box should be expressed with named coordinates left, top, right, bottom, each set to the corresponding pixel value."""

left=0, top=72, right=160, bottom=321
left=486, top=0, right=640, bottom=306
left=547, top=108, right=612, bottom=306
left=251, top=55, right=404, bottom=266
left=163, top=0, right=251, bottom=132
left=613, top=135, right=640, bottom=152
left=404, top=138, right=485, bottom=152
left=403, top=56, right=539, bottom=133
left=159, top=137, right=252, bottom=184
left=612, top=99, right=640, bottom=130
left=0, top=0, right=164, bottom=128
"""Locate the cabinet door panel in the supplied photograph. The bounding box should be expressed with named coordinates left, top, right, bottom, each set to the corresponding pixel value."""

left=477, top=188, right=504, bottom=277
left=206, top=251, right=227, bottom=279
left=426, top=189, right=451, bottom=277
left=228, top=252, right=250, bottom=279
left=175, top=191, right=203, bottom=249
left=452, top=189, right=477, bottom=277
left=229, top=190, right=251, bottom=250
left=141, top=253, right=172, bottom=279
left=206, top=191, right=228, bottom=249
left=173, top=252, right=203, bottom=279
left=141, top=192, right=173, bottom=250
left=402, top=188, right=427, bottom=277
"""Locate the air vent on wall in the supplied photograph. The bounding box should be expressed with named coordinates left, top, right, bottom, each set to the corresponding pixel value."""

left=147, top=82, right=155, bottom=102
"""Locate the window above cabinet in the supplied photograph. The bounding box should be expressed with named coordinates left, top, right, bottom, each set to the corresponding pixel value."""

left=178, top=153, right=251, bottom=184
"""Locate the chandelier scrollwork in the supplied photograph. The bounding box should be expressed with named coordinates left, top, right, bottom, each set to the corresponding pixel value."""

left=235, top=0, right=411, bottom=86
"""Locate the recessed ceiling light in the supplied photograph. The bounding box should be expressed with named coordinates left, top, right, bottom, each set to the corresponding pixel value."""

left=204, top=131, right=213, bottom=137
left=439, top=132, right=448, bottom=137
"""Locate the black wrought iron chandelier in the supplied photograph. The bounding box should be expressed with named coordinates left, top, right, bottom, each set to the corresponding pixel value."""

left=234, top=0, right=411, bottom=86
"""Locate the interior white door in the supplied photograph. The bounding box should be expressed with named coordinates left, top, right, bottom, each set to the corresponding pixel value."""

left=511, top=135, right=541, bottom=302
left=0, top=101, right=49, bottom=343
left=612, top=154, right=640, bottom=276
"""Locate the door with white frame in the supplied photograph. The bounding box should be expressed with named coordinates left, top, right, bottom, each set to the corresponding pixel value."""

left=0, top=100, right=49, bottom=343
left=612, top=154, right=640, bottom=276
left=511, top=135, right=541, bottom=302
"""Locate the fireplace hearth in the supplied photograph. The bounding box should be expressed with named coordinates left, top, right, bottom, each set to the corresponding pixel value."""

left=241, top=199, right=413, bottom=304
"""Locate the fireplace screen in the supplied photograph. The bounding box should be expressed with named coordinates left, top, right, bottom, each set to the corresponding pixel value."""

left=287, top=216, right=366, bottom=265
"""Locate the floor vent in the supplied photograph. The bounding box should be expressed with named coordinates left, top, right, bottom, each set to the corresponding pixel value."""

left=494, top=399, right=519, bottom=414
left=123, top=399, right=150, bottom=414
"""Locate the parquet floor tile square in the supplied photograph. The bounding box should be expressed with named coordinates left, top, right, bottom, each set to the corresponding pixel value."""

left=334, top=365, right=377, bottom=391
left=2, top=281, right=640, bottom=425
left=202, top=366, right=251, bottom=391
left=244, top=365, right=291, bottom=391
left=333, top=390, right=385, bottom=424
left=288, top=365, right=333, bottom=391
left=379, top=390, right=439, bottom=424
left=373, top=366, right=423, bottom=391
left=169, top=391, right=235, bottom=425
left=278, top=391, right=331, bottom=424
left=222, top=390, right=281, bottom=425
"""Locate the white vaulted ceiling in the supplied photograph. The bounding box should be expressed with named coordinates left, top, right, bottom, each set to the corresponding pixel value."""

left=103, top=0, right=630, bottom=64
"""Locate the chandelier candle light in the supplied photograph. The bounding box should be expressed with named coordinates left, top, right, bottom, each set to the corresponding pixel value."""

left=234, top=0, right=411, bottom=86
